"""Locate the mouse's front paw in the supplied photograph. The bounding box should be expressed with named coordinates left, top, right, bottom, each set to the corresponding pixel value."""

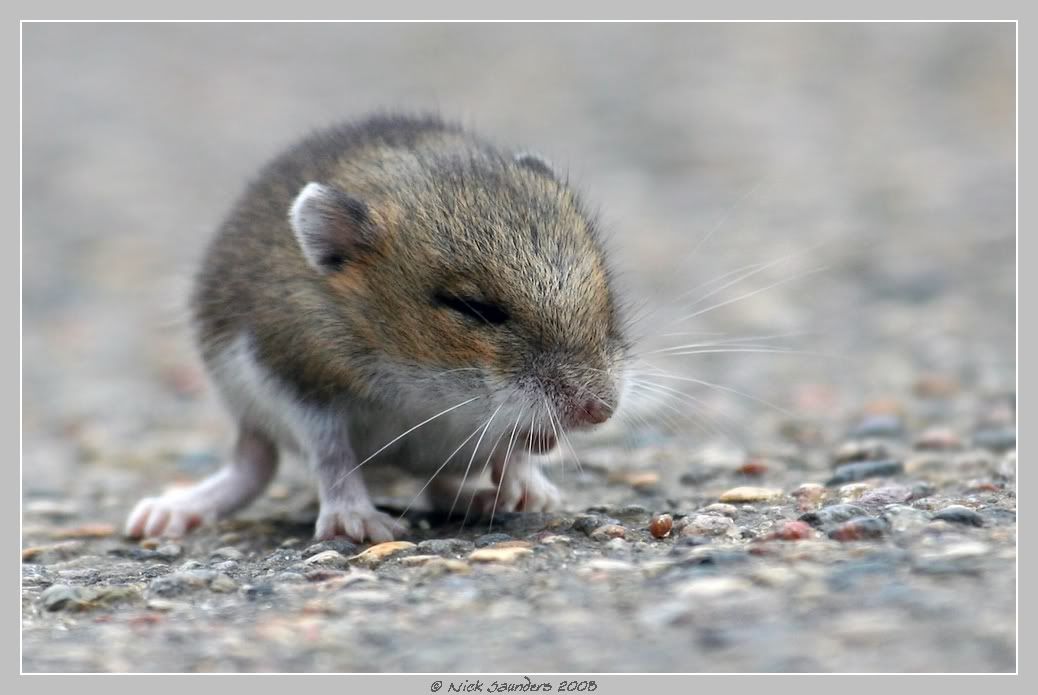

left=314, top=505, right=406, bottom=543
left=124, top=491, right=216, bottom=539
left=480, top=465, right=562, bottom=514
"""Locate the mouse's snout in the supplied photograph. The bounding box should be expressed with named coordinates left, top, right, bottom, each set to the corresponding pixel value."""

left=567, top=397, right=612, bottom=428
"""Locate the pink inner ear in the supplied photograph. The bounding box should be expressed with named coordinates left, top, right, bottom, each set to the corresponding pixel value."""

left=290, top=182, right=375, bottom=272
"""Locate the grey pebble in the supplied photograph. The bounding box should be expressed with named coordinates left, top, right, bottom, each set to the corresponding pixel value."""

left=40, top=584, right=87, bottom=612
left=212, top=560, right=239, bottom=572
left=972, top=428, right=1016, bottom=452
left=932, top=505, right=984, bottom=527
left=474, top=533, right=513, bottom=547
left=827, top=460, right=904, bottom=486
left=149, top=569, right=217, bottom=597
left=800, top=504, right=870, bottom=528
left=417, top=538, right=475, bottom=556
left=828, top=517, right=890, bottom=541
left=302, top=539, right=358, bottom=558
left=210, top=547, right=245, bottom=561
left=848, top=415, right=904, bottom=439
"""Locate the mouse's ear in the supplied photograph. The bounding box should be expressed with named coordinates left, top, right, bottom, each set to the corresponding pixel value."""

left=514, top=151, right=555, bottom=179
left=289, top=182, right=378, bottom=274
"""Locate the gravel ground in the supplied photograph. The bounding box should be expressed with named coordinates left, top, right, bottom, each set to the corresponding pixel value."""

left=22, top=23, right=1015, bottom=672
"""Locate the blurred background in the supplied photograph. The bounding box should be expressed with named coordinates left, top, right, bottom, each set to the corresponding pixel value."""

left=21, top=23, right=1015, bottom=672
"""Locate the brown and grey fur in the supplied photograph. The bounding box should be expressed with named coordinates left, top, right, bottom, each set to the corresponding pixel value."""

left=126, top=114, right=629, bottom=542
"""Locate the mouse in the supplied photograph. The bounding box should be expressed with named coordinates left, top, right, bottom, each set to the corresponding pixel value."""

left=125, top=113, right=629, bottom=543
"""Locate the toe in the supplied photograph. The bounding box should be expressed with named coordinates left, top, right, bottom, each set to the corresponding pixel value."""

left=143, top=505, right=171, bottom=538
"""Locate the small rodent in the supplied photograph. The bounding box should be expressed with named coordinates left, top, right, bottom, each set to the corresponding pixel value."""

left=126, top=113, right=629, bottom=542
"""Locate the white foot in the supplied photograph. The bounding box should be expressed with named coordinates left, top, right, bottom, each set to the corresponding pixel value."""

left=314, top=504, right=406, bottom=543
left=478, top=460, right=562, bottom=514
left=125, top=429, right=277, bottom=539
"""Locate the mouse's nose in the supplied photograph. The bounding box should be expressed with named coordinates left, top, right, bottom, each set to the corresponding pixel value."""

left=570, top=398, right=612, bottom=427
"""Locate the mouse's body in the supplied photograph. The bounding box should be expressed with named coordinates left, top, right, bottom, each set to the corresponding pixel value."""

left=127, top=114, right=628, bottom=542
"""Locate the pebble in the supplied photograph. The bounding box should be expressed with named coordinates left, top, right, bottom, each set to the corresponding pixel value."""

left=210, top=547, right=244, bottom=561
left=766, top=520, right=815, bottom=541
left=914, top=427, right=963, bottom=451
left=679, top=514, right=736, bottom=537
left=856, top=486, right=913, bottom=510
left=41, top=584, right=89, bottom=612
left=828, top=517, right=889, bottom=541
left=468, top=547, right=533, bottom=564
left=737, top=458, right=769, bottom=476
left=799, top=504, right=870, bottom=528
left=826, top=460, right=904, bottom=486
left=212, top=560, right=239, bottom=572
left=972, top=428, right=1016, bottom=452
left=702, top=503, right=739, bottom=518
left=50, top=523, right=116, bottom=539
left=209, top=573, right=238, bottom=593
left=719, top=486, right=783, bottom=503
left=303, top=550, right=350, bottom=569
left=590, top=524, right=626, bottom=541
left=838, top=483, right=872, bottom=501
left=832, top=440, right=894, bottom=465
left=474, top=532, right=514, bottom=547
left=22, top=541, right=84, bottom=564
left=848, top=414, right=904, bottom=439
left=678, top=576, right=753, bottom=599
left=913, top=374, right=959, bottom=398
left=302, top=539, right=358, bottom=558
left=156, top=544, right=182, bottom=559
left=349, top=541, right=417, bottom=567
left=274, top=571, right=306, bottom=583
left=417, top=538, right=475, bottom=556
left=609, top=470, right=660, bottom=490
left=649, top=514, right=673, bottom=539
left=932, top=505, right=984, bottom=527
left=418, top=558, right=472, bottom=576
left=149, top=570, right=217, bottom=597
left=792, top=483, right=827, bottom=510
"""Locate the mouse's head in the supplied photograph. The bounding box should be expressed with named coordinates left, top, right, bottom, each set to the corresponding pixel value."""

left=289, top=147, right=629, bottom=451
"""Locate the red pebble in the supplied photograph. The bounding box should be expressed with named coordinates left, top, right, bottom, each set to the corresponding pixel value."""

left=738, top=458, right=769, bottom=476
left=773, top=520, right=814, bottom=541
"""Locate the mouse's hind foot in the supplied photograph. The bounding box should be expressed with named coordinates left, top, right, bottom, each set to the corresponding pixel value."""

left=124, top=428, right=278, bottom=538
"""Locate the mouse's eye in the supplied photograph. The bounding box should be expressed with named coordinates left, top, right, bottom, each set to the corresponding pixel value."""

left=434, top=292, right=510, bottom=326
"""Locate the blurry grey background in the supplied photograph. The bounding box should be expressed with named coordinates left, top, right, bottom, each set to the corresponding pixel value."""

left=21, top=23, right=1015, bottom=672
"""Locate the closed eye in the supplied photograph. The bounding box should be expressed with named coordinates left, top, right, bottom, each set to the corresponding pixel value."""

left=434, top=293, right=510, bottom=326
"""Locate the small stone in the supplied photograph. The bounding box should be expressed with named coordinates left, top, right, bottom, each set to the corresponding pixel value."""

left=41, top=584, right=88, bottom=611
left=178, top=560, right=204, bottom=571
left=702, top=503, right=739, bottom=518
left=274, top=571, right=306, bottom=583
left=609, top=470, right=660, bottom=490
left=932, top=505, right=984, bottom=527
left=302, top=539, right=358, bottom=558
left=590, top=524, right=626, bottom=541
left=571, top=516, right=603, bottom=536
left=399, top=554, right=442, bottom=566
left=209, top=574, right=237, bottom=593
left=51, top=523, right=116, bottom=539
left=826, top=460, right=904, bottom=486
left=212, top=560, right=239, bottom=572
left=145, top=598, right=177, bottom=612
left=418, top=558, right=472, bottom=576
left=536, top=534, right=571, bottom=545
left=210, top=547, right=244, bottom=561
left=832, top=440, right=894, bottom=465
left=799, top=504, right=870, bottom=528
left=468, top=547, right=533, bottom=563
left=579, top=558, right=636, bottom=575
left=156, top=544, right=182, bottom=559
left=303, top=550, right=350, bottom=569
left=828, top=517, right=889, bottom=541
left=913, top=374, right=959, bottom=399
left=489, top=539, right=534, bottom=549
left=856, top=486, right=913, bottom=510
left=838, top=482, right=872, bottom=501
left=649, top=514, right=673, bottom=539
left=149, top=570, right=216, bottom=597
left=22, top=541, right=84, bottom=564
left=680, top=514, right=736, bottom=537
left=848, top=414, right=904, bottom=439
left=474, top=532, right=514, bottom=547
left=678, top=576, right=753, bottom=598
left=914, top=427, right=963, bottom=451
left=679, top=466, right=722, bottom=486
left=605, top=537, right=628, bottom=551
left=349, top=541, right=416, bottom=567
left=241, top=583, right=276, bottom=600
left=792, top=483, right=827, bottom=509
left=737, top=458, right=769, bottom=476
left=719, top=486, right=783, bottom=503
left=767, top=520, right=814, bottom=541
left=417, top=538, right=474, bottom=555
left=972, top=428, right=1016, bottom=452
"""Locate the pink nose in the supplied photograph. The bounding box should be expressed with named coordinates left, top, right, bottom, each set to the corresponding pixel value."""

left=574, top=399, right=611, bottom=426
